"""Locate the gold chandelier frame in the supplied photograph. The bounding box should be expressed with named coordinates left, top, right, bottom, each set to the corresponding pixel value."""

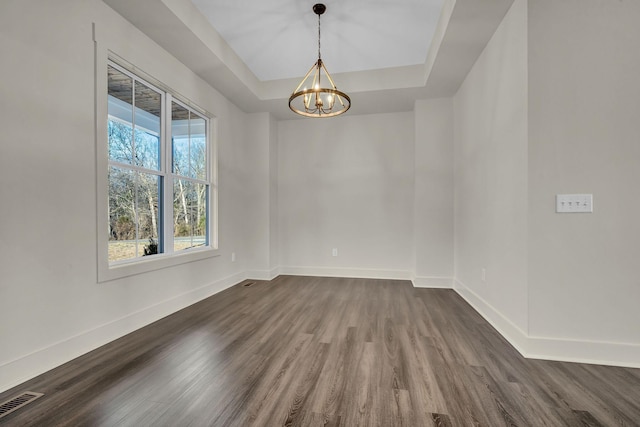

left=288, top=4, right=351, bottom=118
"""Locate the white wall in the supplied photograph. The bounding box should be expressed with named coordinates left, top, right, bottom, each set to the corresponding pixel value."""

left=244, top=112, right=279, bottom=280
left=413, top=98, right=455, bottom=287
left=278, top=113, right=415, bottom=278
left=0, top=0, right=258, bottom=392
left=269, top=113, right=280, bottom=273
left=452, top=0, right=640, bottom=366
left=453, top=0, right=529, bottom=337
left=244, top=113, right=271, bottom=277
left=527, top=0, right=640, bottom=363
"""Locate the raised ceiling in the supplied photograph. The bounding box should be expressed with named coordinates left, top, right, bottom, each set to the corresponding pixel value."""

left=103, top=0, right=515, bottom=119
left=190, top=0, right=445, bottom=81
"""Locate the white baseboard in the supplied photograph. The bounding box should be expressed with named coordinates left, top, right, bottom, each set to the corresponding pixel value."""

left=0, top=271, right=245, bottom=394
left=246, top=267, right=280, bottom=281
left=411, top=276, right=453, bottom=288
left=525, top=335, right=640, bottom=368
left=453, top=279, right=529, bottom=355
left=278, top=266, right=413, bottom=281
left=453, top=279, right=640, bottom=369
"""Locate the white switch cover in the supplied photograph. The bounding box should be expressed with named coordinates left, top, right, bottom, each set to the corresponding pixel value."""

left=556, top=194, right=593, bottom=213
left=332, top=248, right=338, bottom=257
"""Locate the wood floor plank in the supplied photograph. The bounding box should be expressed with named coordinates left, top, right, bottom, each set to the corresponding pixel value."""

left=340, top=341, right=377, bottom=427
left=1, top=276, right=639, bottom=426
left=431, top=412, right=453, bottom=427
left=398, top=326, right=448, bottom=416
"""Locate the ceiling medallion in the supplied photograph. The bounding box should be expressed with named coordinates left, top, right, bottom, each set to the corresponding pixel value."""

left=288, top=3, right=351, bottom=118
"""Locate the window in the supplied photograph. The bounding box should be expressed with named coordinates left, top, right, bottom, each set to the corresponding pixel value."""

left=170, top=102, right=208, bottom=253
left=106, top=61, right=214, bottom=266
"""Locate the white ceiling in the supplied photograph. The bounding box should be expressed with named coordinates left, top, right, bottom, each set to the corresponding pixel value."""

left=190, top=0, right=445, bottom=81
left=103, top=0, right=515, bottom=119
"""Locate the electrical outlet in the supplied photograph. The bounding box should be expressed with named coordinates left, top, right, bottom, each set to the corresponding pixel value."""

left=332, top=248, right=338, bottom=257
left=556, top=194, right=593, bottom=213
left=481, top=268, right=486, bottom=282
left=231, top=252, right=236, bottom=262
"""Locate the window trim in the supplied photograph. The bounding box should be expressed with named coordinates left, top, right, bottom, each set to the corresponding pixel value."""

left=97, top=53, right=218, bottom=283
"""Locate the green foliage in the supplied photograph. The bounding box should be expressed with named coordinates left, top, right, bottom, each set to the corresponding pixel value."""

left=143, top=238, right=158, bottom=256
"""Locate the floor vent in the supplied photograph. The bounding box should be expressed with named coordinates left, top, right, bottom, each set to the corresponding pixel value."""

left=243, top=282, right=255, bottom=287
left=0, top=392, right=44, bottom=419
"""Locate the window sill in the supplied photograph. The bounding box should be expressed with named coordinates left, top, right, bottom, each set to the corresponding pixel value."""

left=98, top=246, right=219, bottom=283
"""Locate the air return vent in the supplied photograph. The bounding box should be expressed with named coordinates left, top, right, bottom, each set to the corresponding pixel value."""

left=0, top=392, right=44, bottom=419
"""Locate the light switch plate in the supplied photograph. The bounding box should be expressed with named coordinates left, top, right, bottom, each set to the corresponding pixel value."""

left=556, top=194, right=593, bottom=213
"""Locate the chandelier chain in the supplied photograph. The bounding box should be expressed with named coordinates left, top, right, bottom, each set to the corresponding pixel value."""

left=317, top=13, right=321, bottom=60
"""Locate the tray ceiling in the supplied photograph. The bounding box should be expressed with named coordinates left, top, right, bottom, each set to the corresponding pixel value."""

left=190, top=0, right=445, bottom=81
left=102, top=0, right=515, bottom=118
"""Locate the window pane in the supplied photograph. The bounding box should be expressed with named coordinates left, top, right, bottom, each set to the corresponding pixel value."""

left=172, top=137, right=189, bottom=177
left=135, top=128, right=160, bottom=171
left=190, top=114, right=206, bottom=181
left=172, top=102, right=190, bottom=177
left=134, top=81, right=161, bottom=170
left=137, top=172, right=161, bottom=256
left=108, top=119, right=133, bottom=164
left=108, top=166, right=162, bottom=262
left=108, top=66, right=133, bottom=164
left=109, top=166, right=136, bottom=261
left=174, top=179, right=207, bottom=251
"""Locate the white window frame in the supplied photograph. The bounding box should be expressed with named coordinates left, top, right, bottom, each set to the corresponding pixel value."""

left=97, top=55, right=218, bottom=283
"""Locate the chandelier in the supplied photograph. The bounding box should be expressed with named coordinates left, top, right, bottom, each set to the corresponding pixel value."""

left=289, top=3, right=351, bottom=118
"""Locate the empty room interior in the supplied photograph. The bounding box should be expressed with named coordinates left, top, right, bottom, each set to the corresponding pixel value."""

left=1, top=0, right=639, bottom=425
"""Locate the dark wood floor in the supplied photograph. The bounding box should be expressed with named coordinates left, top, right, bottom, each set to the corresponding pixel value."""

left=1, top=276, right=639, bottom=426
